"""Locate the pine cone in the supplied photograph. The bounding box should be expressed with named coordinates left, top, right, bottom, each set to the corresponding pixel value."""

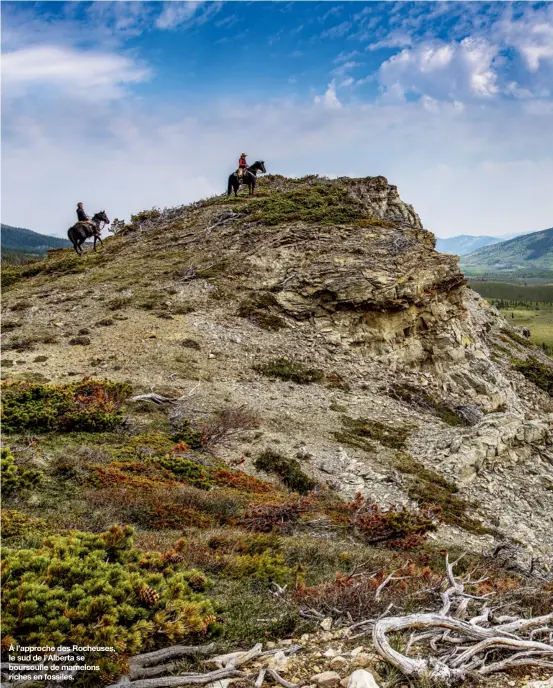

left=164, top=553, right=185, bottom=564
left=138, top=584, right=160, bottom=605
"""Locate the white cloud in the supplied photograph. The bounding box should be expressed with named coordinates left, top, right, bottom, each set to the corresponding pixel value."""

left=1, top=45, right=151, bottom=100
left=495, top=4, right=553, bottom=73
left=4, top=80, right=553, bottom=240
left=332, top=60, right=361, bottom=76
left=378, top=38, right=500, bottom=101
left=155, top=1, right=221, bottom=30
left=314, top=81, right=342, bottom=109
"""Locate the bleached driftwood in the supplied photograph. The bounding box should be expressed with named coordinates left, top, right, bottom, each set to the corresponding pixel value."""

left=129, top=393, right=177, bottom=405
left=104, top=642, right=302, bottom=688
left=372, top=555, right=553, bottom=685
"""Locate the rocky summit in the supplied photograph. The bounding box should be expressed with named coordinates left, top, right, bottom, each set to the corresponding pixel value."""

left=2, top=174, right=552, bottom=686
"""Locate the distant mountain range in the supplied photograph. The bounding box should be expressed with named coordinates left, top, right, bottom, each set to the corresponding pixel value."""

left=436, top=232, right=529, bottom=256
left=1, top=224, right=71, bottom=258
left=460, top=227, right=553, bottom=272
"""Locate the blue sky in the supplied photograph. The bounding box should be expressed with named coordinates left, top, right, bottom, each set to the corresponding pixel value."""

left=2, top=1, right=553, bottom=238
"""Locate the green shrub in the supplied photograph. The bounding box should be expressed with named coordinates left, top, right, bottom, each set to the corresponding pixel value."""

left=253, top=357, right=324, bottom=384
left=0, top=448, right=42, bottom=496
left=155, top=455, right=213, bottom=489
left=501, top=329, right=535, bottom=349
left=1, top=509, right=48, bottom=540
left=226, top=552, right=292, bottom=585
left=171, top=419, right=204, bottom=450
left=1, top=379, right=132, bottom=433
left=1, top=526, right=216, bottom=666
left=254, top=449, right=316, bottom=494
left=514, top=358, right=553, bottom=396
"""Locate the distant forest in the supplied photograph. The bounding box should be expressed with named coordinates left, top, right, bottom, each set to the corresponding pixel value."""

left=469, top=281, right=553, bottom=303
left=1, top=223, right=71, bottom=266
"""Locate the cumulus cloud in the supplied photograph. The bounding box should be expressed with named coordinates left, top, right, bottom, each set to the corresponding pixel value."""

left=377, top=38, right=500, bottom=101
left=314, top=81, right=342, bottom=109
left=496, top=3, right=553, bottom=72
left=1, top=45, right=151, bottom=100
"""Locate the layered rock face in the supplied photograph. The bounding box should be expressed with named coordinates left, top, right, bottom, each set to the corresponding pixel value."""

left=3, top=174, right=552, bottom=569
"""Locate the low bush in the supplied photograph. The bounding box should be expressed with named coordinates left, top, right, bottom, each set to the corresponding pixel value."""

left=255, top=449, right=316, bottom=494
left=0, top=448, right=42, bottom=496
left=1, top=509, right=48, bottom=540
left=155, top=455, right=213, bottom=489
left=1, top=378, right=132, bottom=433
left=253, top=357, right=324, bottom=384
left=390, top=382, right=469, bottom=427
left=200, top=405, right=261, bottom=448
left=240, top=500, right=305, bottom=534
left=345, top=493, right=438, bottom=549
left=171, top=419, right=204, bottom=450
left=1, top=525, right=217, bottom=678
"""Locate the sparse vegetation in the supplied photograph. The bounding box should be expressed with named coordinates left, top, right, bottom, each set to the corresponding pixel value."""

left=254, top=449, right=316, bottom=494
left=339, top=415, right=413, bottom=450
left=238, top=182, right=392, bottom=227
left=254, top=357, right=324, bottom=384
left=514, top=357, right=553, bottom=395
left=390, top=382, right=469, bottom=426
left=238, top=292, right=286, bottom=330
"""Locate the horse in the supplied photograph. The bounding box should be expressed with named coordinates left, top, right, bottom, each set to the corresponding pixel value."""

left=227, top=160, right=267, bottom=197
left=67, top=211, right=110, bottom=255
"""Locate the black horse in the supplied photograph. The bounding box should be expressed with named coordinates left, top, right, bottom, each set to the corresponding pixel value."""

left=227, top=160, right=267, bottom=197
left=67, top=211, right=110, bottom=255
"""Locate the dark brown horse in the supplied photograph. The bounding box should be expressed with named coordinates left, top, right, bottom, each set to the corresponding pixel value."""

left=227, top=160, right=266, bottom=197
left=67, top=211, right=110, bottom=255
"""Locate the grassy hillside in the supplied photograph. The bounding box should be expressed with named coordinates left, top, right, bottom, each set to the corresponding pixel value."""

left=461, top=226, right=553, bottom=271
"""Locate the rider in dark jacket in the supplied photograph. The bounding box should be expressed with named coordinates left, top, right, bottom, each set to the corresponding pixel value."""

left=77, top=203, right=93, bottom=226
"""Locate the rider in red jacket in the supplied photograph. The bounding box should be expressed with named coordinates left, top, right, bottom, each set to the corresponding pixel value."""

left=237, top=153, right=248, bottom=179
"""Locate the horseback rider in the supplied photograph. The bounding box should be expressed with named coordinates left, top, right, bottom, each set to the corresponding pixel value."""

left=76, top=203, right=95, bottom=228
left=237, top=153, right=248, bottom=180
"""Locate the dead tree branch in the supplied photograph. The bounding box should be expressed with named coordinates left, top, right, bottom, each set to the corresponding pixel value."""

left=372, top=555, right=553, bottom=685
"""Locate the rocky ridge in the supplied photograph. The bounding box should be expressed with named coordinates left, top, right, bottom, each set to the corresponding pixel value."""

left=2, top=173, right=552, bottom=570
